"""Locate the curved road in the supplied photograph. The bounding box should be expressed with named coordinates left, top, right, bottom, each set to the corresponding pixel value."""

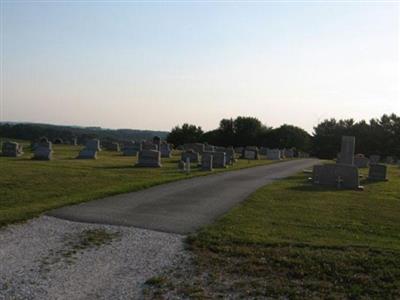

left=48, top=159, right=319, bottom=234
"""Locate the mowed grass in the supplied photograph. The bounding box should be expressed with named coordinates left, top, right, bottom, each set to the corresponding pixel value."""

left=0, top=141, right=277, bottom=227
left=177, top=166, right=400, bottom=299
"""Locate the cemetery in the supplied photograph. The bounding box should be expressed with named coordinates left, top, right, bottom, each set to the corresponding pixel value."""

left=1, top=2, right=399, bottom=297
left=1, top=127, right=399, bottom=299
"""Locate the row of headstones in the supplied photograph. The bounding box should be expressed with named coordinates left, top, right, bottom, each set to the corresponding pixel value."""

left=31, top=137, right=77, bottom=148
left=181, top=143, right=309, bottom=161
left=312, top=136, right=390, bottom=190
left=1, top=140, right=53, bottom=160
left=353, top=153, right=398, bottom=168
left=1, top=138, right=172, bottom=163
left=237, top=146, right=308, bottom=160
left=180, top=146, right=237, bottom=171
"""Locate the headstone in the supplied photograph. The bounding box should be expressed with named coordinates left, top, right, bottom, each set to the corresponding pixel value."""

left=312, top=164, right=361, bottom=189
left=368, top=164, right=388, bottom=181
left=181, top=150, right=199, bottom=163
left=204, top=145, right=215, bottom=152
left=185, top=143, right=205, bottom=154
left=33, top=141, right=53, bottom=160
left=86, top=139, right=101, bottom=151
left=102, top=141, right=120, bottom=152
left=201, top=153, right=213, bottom=171
left=369, top=155, right=380, bottom=164
left=153, top=136, right=161, bottom=151
left=142, top=141, right=158, bottom=151
left=225, top=147, right=236, bottom=164
left=136, top=150, right=161, bottom=167
left=235, top=147, right=244, bottom=154
left=160, top=143, right=172, bottom=158
left=210, top=151, right=226, bottom=168
left=242, top=146, right=259, bottom=160
left=215, top=146, right=226, bottom=152
left=259, top=147, right=268, bottom=156
left=71, top=138, right=78, bottom=146
left=77, top=139, right=100, bottom=159
left=283, top=148, right=294, bottom=158
left=77, top=149, right=97, bottom=159
left=354, top=154, right=369, bottom=168
left=337, top=136, right=355, bottom=165
left=185, top=157, right=190, bottom=174
left=298, top=152, right=310, bottom=158
left=122, top=141, right=142, bottom=156
left=2, top=141, right=23, bottom=157
left=266, top=148, right=281, bottom=160
left=386, top=156, right=394, bottom=164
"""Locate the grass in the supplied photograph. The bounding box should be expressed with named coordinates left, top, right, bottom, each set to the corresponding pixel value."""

left=39, top=228, right=121, bottom=269
left=0, top=141, right=279, bottom=227
left=150, top=166, right=400, bottom=299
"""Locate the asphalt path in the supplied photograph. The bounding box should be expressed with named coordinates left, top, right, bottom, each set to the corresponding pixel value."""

left=48, top=159, right=319, bottom=234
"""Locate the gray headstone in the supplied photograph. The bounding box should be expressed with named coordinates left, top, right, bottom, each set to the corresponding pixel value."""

left=234, top=147, right=244, bottom=154
left=225, top=147, right=236, bottom=164
left=136, top=150, right=161, bottom=167
left=181, top=150, right=199, bottom=163
left=298, top=152, right=310, bottom=158
left=2, top=141, right=23, bottom=157
left=242, top=146, right=259, bottom=160
left=368, top=164, right=388, bottom=181
left=33, top=141, right=53, bottom=160
left=201, top=153, right=213, bottom=171
left=354, top=154, right=369, bottom=168
left=337, top=136, right=355, bottom=165
left=102, top=141, right=120, bottom=152
left=259, top=147, right=268, bottom=156
left=184, top=143, right=205, bottom=154
left=86, top=139, right=101, bottom=151
left=160, top=143, right=172, bottom=158
left=142, top=141, right=158, bottom=151
left=283, top=149, right=294, bottom=158
left=77, top=149, right=97, bottom=159
left=266, top=148, right=281, bottom=160
left=122, top=142, right=141, bottom=156
left=211, top=151, right=226, bottom=168
left=204, top=144, right=215, bottom=152
left=369, top=155, right=380, bottom=164
left=312, top=163, right=360, bottom=189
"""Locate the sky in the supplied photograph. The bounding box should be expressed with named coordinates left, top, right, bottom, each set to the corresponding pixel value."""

left=1, top=1, right=399, bottom=133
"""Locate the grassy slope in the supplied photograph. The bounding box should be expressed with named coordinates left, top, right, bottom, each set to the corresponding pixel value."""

left=159, top=166, right=400, bottom=299
left=0, top=142, right=277, bottom=227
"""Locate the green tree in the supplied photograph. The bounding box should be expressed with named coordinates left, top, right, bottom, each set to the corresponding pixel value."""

left=166, top=123, right=204, bottom=146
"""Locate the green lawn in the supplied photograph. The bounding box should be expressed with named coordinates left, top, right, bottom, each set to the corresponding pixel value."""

left=150, top=166, right=400, bottom=299
left=0, top=141, right=277, bottom=227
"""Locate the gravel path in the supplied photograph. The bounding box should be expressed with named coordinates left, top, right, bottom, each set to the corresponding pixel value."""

left=0, top=216, right=187, bottom=299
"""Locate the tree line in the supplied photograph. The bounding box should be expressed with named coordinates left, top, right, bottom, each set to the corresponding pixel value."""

left=167, top=114, right=400, bottom=159
left=0, top=123, right=168, bottom=144
left=1, top=114, right=398, bottom=159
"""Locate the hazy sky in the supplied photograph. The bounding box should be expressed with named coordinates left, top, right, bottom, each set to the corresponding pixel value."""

left=1, top=1, right=399, bottom=133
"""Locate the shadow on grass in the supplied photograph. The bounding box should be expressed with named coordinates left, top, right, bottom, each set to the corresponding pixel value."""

left=94, top=165, right=135, bottom=170
left=287, top=183, right=342, bottom=193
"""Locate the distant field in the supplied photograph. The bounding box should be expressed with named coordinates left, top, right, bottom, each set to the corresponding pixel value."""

left=0, top=141, right=279, bottom=227
left=148, top=166, right=400, bottom=298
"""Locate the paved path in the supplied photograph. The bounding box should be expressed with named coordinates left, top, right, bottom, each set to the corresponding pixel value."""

left=48, top=159, right=319, bottom=234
